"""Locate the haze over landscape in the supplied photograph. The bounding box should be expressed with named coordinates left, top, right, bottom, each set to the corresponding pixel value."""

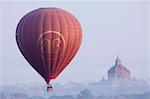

left=0, top=56, right=150, bottom=98
left=0, top=1, right=150, bottom=99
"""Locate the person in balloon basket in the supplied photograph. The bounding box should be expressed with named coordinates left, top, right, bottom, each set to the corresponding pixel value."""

left=47, top=84, right=53, bottom=92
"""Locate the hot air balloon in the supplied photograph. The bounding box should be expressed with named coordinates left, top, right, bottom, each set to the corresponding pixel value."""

left=16, top=7, right=82, bottom=91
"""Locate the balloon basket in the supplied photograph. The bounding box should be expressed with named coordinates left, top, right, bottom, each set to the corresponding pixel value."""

left=47, top=84, right=53, bottom=92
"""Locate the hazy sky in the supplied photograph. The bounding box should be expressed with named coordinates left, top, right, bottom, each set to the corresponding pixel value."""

left=0, top=1, right=149, bottom=85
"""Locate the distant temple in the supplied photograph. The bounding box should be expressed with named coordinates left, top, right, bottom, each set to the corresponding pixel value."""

left=89, top=55, right=148, bottom=89
left=108, top=55, right=131, bottom=80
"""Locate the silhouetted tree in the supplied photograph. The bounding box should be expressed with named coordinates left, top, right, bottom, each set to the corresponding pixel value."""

left=29, top=96, right=45, bottom=99
left=10, top=93, right=29, bottom=99
left=48, top=95, right=74, bottom=99
left=78, top=89, right=94, bottom=99
left=0, top=92, right=6, bottom=99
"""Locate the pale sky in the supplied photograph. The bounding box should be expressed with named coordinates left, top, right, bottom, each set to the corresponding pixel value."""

left=0, top=0, right=149, bottom=85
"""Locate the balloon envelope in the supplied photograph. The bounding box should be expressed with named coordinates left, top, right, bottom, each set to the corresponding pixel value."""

left=16, top=8, right=82, bottom=84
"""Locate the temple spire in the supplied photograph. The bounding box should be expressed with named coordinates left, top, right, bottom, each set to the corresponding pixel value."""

left=115, top=53, right=122, bottom=65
